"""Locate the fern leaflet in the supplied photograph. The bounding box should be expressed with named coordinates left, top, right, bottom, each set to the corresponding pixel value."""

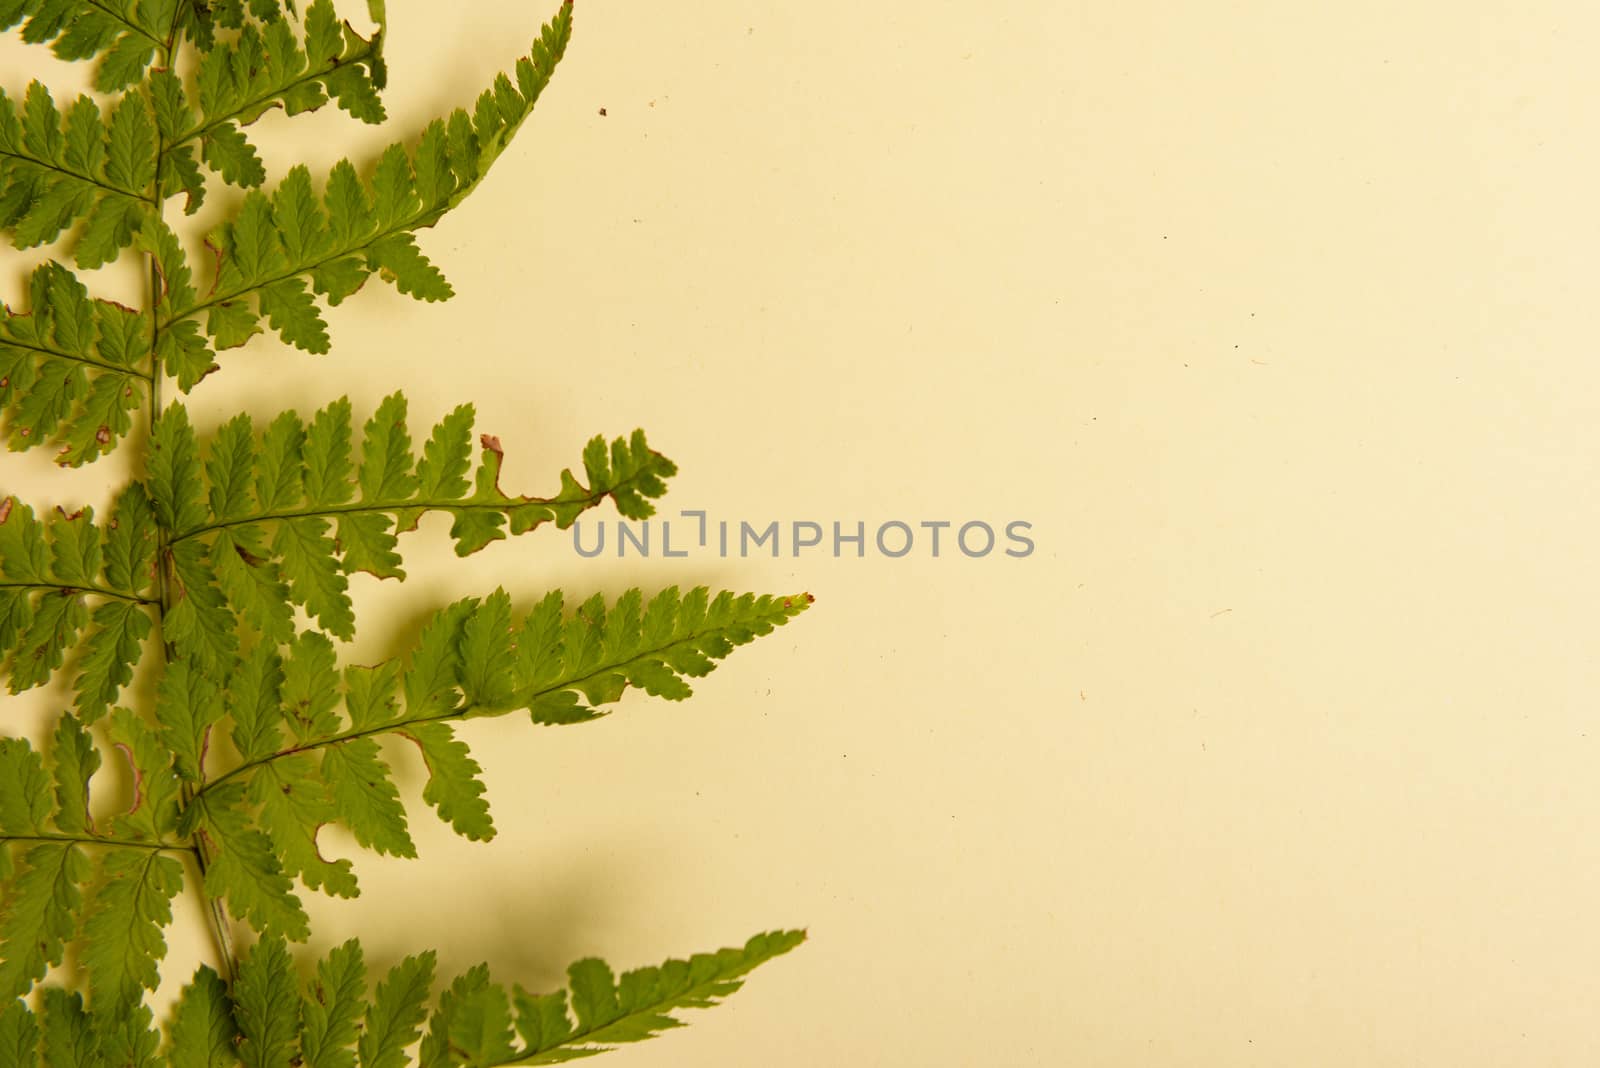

left=0, top=80, right=156, bottom=267
left=153, top=2, right=571, bottom=369
left=148, top=393, right=673, bottom=649
left=0, top=487, right=157, bottom=715
left=0, top=262, right=152, bottom=461
left=0, top=710, right=187, bottom=1008
left=174, top=586, right=808, bottom=936
left=0, top=931, right=802, bottom=1065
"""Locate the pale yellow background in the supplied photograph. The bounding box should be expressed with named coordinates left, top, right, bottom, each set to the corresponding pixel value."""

left=4, top=1, right=1600, bottom=1064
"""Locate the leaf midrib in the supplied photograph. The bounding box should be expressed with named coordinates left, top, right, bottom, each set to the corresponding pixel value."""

left=0, top=146, right=157, bottom=205
left=170, top=466, right=661, bottom=542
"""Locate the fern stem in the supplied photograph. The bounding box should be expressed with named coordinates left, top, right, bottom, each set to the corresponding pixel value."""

left=167, top=484, right=632, bottom=542
left=141, top=21, right=241, bottom=989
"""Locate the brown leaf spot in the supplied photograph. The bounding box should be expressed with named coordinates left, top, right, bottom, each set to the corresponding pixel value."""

left=95, top=425, right=111, bottom=444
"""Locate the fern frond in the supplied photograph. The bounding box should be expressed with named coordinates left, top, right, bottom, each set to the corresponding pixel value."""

left=154, top=0, right=571, bottom=366
left=149, top=0, right=384, bottom=213
left=0, top=0, right=171, bottom=92
left=177, top=586, right=808, bottom=932
left=0, top=488, right=157, bottom=715
left=0, top=711, right=188, bottom=1008
left=147, top=393, right=673, bottom=644
left=497, top=930, right=806, bottom=1064
left=1, top=262, right=153, bottom=461
left=0, top=81, right=156, bottom=267
left=4, top=927, right=803, bottom=1064
left=1, top=984, right=161, bottom=1065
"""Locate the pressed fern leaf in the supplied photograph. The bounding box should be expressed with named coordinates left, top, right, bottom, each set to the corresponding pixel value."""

left=4, top=0, right=808, bottom=1055
left=173, top=585, right=809, bottom=934
left=0, top=709, right=186, bottom=1009
left=0, top=262, right=153, bottom=462
left=148, top=393, right=673, bottom=646
left=497, top=929, right=807, bottom=1064
left=0, top=81, right=156, bottom=267
left=150, top=0, right=385, bottom=213
left=152, top=1, right=571, bottom=370
left=0, top=487, right=157, bottom=715
left=0, top=930, right=799, bottom=1065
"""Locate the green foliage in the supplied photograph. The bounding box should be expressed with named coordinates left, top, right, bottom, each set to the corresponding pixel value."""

left=0, top=930, right=805, bottom=1065
left=165, top=585, right=809, bottom=936
left=0, top=487, right=156, bottom=715
left=0, top=262, right=152, bottom=461
left=0, top=82, right=155, bottom=266
left=0, top=710, right=183, bottom=1006
left=1, top=0, right=806, bottom=1062
left=150, top=393, right=676, bottom=647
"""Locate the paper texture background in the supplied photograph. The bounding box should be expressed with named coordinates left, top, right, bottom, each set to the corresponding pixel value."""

left=4, top=2, right=1599, bottom=1063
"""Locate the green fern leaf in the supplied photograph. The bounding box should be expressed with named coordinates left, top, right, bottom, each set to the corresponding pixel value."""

left=5, top=5, right=807, bottom=1056
left=234, top=934, right=301, bottom=1068
left=249, top=752, right=357, bottom=898
left=419, top=965, right=515, bottom=1066
left=39, top=987, right=97, bottom=1067
left=408, top=721, right=493, bottom=842
left=102, top=707, right=181, bottom=842
left=166, top=964, right=238, bottom=1067
left=48, top=712, right=96, bottom=834
left=0, top=840, right=87, bottom=999
left=150, top=395, right=673, bottom=645
left=79, top=847, right=184, bottom=1010
left=96, top=997, right=161, bottom=1067
left=0, top=82, right=154, bottom=266
left=0, top=495, right=157, bottom=714
left=183, top=585, right=806, bottom=916
left=188, top=780, right=309, bottom=942
left=154, top=657, right=223, bottom=783
left=301, top=939, right=365, bottom=1068
left=512, top=930, right=807, bottom=1062
left=162, top=538, right=238, bottom=674
left=0, top=997, right=39, bottom=1067
left=2, top=710, right=186, bottom=1007
left=321, top=735, right=413, bottom=859
left=180, top=2, right=383, bottom=196
left=157, top=1, right=571, bottom=366
left=0, top=263, right=151, bottom=461
left=358, top=950, right=435, bottom=1068
left=0, top=733, right=50, bottom=835
left=136, top=217, right=214, bottom=388
left=229, top=642, right=287, bottom=763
